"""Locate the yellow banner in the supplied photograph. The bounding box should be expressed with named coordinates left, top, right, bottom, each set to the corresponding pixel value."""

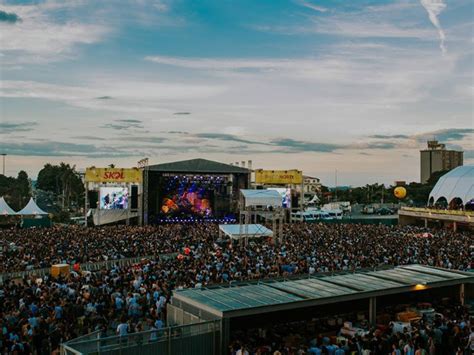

left=255, top=169, right=303, bottom=184
left=85, top=168, right=142, bottom=183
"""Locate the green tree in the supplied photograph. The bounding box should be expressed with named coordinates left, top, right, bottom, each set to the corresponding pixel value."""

left=0, top=171, right=31, bottom=210
left=36, top=163, right=84, bottom=211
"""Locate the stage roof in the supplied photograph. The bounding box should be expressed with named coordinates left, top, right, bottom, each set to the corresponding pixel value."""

left=240, top=189, right=282, bottom=207
left=172, top=264, right=473, bottom=319
left=219, top=224, right=273, bottom=239
left=148, top=158, right=249, bottom=174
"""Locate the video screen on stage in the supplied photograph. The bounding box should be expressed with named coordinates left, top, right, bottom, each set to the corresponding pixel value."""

left=268, top=187, right=292, bottom=208
left=160, top=177, right=214, bottom=217
left=99, top=187, right=129, bottom=210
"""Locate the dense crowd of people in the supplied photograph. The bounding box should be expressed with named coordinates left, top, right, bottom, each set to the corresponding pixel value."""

left=0, top=223, right=472, bottom=354
left=230, top=302, right=473, bottom=354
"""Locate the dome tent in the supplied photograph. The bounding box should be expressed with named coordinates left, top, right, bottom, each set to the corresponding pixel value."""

left=0, top=197, right=16, bottom=216
left=428, top=165, right=474, bottom=207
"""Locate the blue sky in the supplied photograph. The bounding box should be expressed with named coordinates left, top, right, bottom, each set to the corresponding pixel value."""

left=0, top=0, right=473, bottom=185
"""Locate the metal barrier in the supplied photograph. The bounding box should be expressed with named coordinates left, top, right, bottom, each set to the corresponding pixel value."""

left=61, top=320, right=221, bottom=355
left=401, top=207, right=474, bottom=217
left=0, top=253, right=177, bottom=284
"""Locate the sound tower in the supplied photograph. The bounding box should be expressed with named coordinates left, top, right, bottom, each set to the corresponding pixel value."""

left=131, top=185, right=138, bottom=209
left=88, top=191, right=99, bottom=208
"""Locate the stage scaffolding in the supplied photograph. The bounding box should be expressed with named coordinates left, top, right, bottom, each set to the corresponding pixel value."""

left=238, top=189, right=285, bottom=244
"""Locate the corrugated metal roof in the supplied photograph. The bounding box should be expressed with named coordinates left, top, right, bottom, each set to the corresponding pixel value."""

left=172, top=265, right=473, bottom=317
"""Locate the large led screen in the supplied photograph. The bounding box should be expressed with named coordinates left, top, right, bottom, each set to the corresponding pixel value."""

left=160, top=180, right=213, bottom=217
left=99, top=187, right=129, bottom=210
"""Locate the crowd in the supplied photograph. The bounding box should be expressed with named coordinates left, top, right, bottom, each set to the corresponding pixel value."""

left=1, top=223, right=472, bottom=274
left=0, top=225, right=196, bottom=273
left=0, top=223, right=472, bottom=354
left=230, top=302, right=473, bottom=354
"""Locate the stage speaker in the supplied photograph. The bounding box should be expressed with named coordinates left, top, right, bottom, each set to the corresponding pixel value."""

left=131, top=185, right=138, bottom=209
left=88, top=191, right=98, bottom=208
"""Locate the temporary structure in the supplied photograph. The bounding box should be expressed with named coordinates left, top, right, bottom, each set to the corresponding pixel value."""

left=240, top=189, right=282, bottom=207
left=0, top=197, right=16, bottom=216
left=219, top=224, right=273, bottom=240
left=17, top=198, right=48, bottom=215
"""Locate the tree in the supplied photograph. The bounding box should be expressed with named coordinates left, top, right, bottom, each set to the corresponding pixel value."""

left=36, top=163, right=84, bottom=212
left=0, top=171, right=31, bottom=210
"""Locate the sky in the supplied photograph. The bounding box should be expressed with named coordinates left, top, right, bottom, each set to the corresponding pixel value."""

left=0, top=0, right=473, bottom=186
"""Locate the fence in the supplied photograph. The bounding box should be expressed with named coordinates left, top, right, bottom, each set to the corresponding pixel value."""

left=0, top=253, right=177, bottom=284
left=401, top=207, right=474, bottom=217
left=61, top=320, right=221, bottom=355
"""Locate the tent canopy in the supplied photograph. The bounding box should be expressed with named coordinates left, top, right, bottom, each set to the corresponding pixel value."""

left=17, top=198, right=48, bottom=215
left=0, top=197, right=16, bottom=216
left=428, top=165, right=474, bottom=205
left=240, top=189, right=282, bottom=207
left=219, top=224, right=273, bottom=240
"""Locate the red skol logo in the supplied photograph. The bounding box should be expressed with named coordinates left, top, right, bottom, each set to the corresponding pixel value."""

left=103, top=171, right=124, bottom=180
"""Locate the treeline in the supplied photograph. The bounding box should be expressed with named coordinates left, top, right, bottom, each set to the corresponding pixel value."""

left=36, top=163, right=84, bottom=211
left=323, top=170, right=448, bottom=206
left=0, top=163, right=84, bottom=214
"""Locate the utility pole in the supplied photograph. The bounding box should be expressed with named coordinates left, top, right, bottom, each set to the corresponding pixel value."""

left=334, top=169, right=338, bottom=202
left=1, top=154, right=6, bottom=175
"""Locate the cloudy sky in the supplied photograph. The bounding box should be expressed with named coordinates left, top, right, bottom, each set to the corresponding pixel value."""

left=0, top=0, right=472, bottom=185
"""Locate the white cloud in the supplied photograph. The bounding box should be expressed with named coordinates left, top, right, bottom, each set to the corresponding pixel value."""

left=0, top=79, right=227, bottom=113
left=145, top=44, right=458, bottom=108
left=0, top=2, right=109, bottom=64
left=419, top=0, right=447, bottom=54
left=297, top=0, right=327, bottom=13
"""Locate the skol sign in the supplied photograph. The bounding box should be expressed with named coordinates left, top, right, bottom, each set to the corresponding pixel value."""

left=85, top=167, right=142, bottom=183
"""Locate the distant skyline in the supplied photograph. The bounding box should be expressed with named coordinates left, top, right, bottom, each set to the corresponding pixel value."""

left=0, top=0, right=473, bottom=186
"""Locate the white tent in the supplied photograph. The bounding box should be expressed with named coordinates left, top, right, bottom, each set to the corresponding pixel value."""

left=17, top=198, right=48, bottom=216
left=219, top=224, right=273, bottom=240
left=0, top=197, right=16, bottom=216
left=429, top=165, right=474, bottom=206
left=240, top=189, right=282, bottom=207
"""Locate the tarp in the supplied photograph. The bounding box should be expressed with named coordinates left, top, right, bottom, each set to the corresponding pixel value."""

left=0, top=197, right=16, bottom=216
left=240, top=189, right=282, bottom=207
left=17, top=198, right=48, bottom=215
left=92, top=209, right=139, bottom=225
left=219, top=224, right=273, bottom=240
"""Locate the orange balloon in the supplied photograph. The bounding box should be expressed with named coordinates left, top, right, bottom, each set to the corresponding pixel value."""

left=394, top=186, right=407, bottom=199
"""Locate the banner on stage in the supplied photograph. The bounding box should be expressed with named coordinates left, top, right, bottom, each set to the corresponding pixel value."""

left=85, top=167, right=142, bottom=183
left=255, top=169, right=303, bottom=185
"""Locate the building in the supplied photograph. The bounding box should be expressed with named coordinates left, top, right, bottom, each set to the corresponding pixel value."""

left=420, top=140, right=463, bottom=183
left=303, top=175, right=321, bottom=196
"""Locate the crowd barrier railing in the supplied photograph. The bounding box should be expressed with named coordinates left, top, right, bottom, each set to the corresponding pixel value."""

left=0, top=253, right=178, bottom=284
left=400, top=207, right=474, bottom=217
left=61, top=320, right=221, bottom=355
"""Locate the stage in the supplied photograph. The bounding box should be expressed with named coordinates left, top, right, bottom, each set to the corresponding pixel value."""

left=145, top=159, right=250, bottom=224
